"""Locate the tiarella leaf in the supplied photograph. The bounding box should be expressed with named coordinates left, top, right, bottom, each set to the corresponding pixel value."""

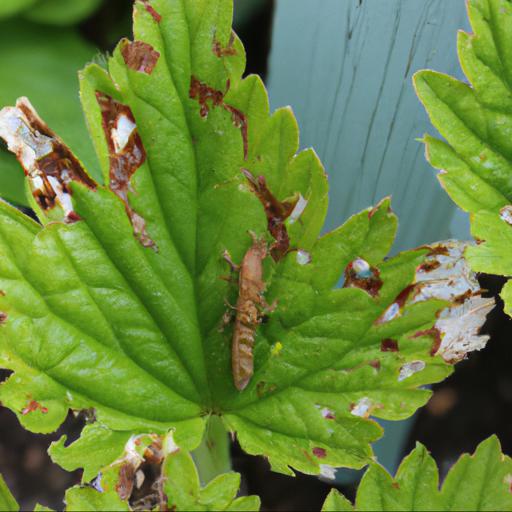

left=415, top=0, right=512, bottom=316
left=0, top=0, right=483, bottom=479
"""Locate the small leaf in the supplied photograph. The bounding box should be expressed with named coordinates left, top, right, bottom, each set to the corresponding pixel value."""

left=49, top=424, right=132, bottom=482
left=164, top=448, right=260, bottom=511
left=322, top=489, right=353, bottom=512
left=65, top=486, right=128, bottom=512
left=0, top=474, right=18, bottom=512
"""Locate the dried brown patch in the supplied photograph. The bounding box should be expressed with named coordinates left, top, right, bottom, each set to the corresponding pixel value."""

left=21, top=399, right=48, bottom=415
left=312, top=447, right=327, bottom=458
left=242, top=169, right=299, bottom=261
left=122, top=41, right=160, bottom=74
left=96, top=92, right=156, bottom=249
left=213, top=33, right=237, bottom=57
left=412, top=327, right=443, bottom=356
left=344, top=258, right=383, bottom=297
left=0, top=98, right=96, bottom=219
left=140, top=0, right=161, bottom=22
left=369, top=359, right=381, bottom=370
left=0, top=312, right=7, bottom=324
left=189, top=76, right=248, bottom=158
left=380, top=338, right=399, bottom=352
left=117, top=463, right=136, bottom=501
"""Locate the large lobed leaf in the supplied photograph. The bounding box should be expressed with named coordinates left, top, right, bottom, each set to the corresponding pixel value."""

left=0, top=0, right=483, bottom=484
left=322, top=436, right=512, bottom=511
left=415, top=0, right=512, bottom=315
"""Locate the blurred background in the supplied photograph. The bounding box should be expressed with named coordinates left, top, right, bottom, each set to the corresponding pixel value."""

left=0, top=0, right=511, bottom=510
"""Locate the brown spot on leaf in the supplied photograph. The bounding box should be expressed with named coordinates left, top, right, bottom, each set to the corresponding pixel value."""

left=392, top=482, right=400, bottom=490
left=369, top=359, right=381, bottom=370
left=375, top=285, right=415, bottom=324
left=189, top=76, right=248, bottom=158
left=140, top=0, right=161, bottom=22
left=121, top=41, right=160, bottom=74
left=242, top=169, right=299, bottom=261
left=344, top=258, right=383, bottom=297
left=313, top=447, right=327, bottom=458
left=21, top=399, right=48, bottom=415
left=412, top=328, right=442, bottom=356
left=381, top=338, right=399, bottom=352
left=0, top=312, right=7, bottom=324
left=417, top=259, right=441, bottom=273
left=65, top=211, right=82, bottom=224
left=256, top=381, right=277, bottom=398
left=96, top=93, right=156, bottom=249
left=213, top=33, right=237, bottom=57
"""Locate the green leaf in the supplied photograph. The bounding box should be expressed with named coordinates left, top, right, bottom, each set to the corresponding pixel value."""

left=0, top=20, right=99, bottom=204
left=323, top=436, right=512, bottom=511
left=0, top=0, right=476, bottom=479
left=164, top=448, right=260, bottom=511
left=322, top=489, right=353, bottom=512
left=65, top=486, right=129, bottom=512
left=33, top=505, right=54, bottom=512
left=49, top=424, right=132, bottom=482
left=24, top=0, right=102, bottom=25
left=0, top=474, right=18, bottom=512
left=356, top=443, right=441, bottom=511
left=439, top=436, right=512, bottom=511
left=415, top=0, right=512, bottom=314
left=0, top=0, right=37, bottom=19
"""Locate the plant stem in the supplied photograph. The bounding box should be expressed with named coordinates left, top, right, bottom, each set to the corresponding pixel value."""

left=192, top=415, right=231, bottom=484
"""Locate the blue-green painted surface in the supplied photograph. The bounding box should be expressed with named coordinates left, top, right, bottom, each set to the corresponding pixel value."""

left=268, top=0, right=469, bottom=480
left=269, top=0, right=470, bottom=251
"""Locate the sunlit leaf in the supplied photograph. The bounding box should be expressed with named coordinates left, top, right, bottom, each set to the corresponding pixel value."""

left=0, top=0, right=480, bottom=480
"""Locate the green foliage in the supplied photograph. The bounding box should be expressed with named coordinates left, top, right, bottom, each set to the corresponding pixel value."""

left=415, top=0, right=512, bottom=315
left=24, top=0, right=102, bottom=25
left=0, top=0, right=101, bottom=24
left=0, top=474, right=18, bottom=512
left=62, top=431, right=258, bottom=511
left=0, top=0, right=38, bottom=19
left=322, top=436, right=512, bottom=511
left=0, top=0, right=465, bottom=483
left=0, top=20, right=98, bottom=204
left=163, top=448, right=260, bottom=511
